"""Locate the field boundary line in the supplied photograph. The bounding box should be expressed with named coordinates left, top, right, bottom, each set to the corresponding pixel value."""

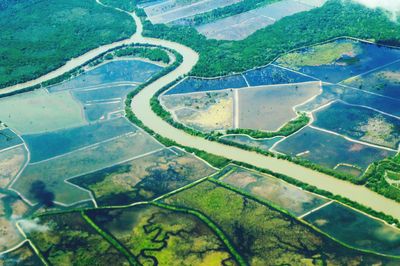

left=298, top=200, right=334, bottom=219
left=15, top=221, right=49, bottom=265
left=0, top=239, right=28, bottom=256
left=338, top=58, right=400, bottom=85
left=0, top=143, right=24, bottom=154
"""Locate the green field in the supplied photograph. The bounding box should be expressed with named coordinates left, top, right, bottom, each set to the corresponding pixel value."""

left=0, top=241, right=43, bottom=265
left=87, top=204, right=237, bottom=265
left=163, top=181, right=396, bottom=265
left=71, top=147, right=216, bottom=206
left=0, top=0, right=135, bottom=89
left=23, top=212, right=130, bottom=265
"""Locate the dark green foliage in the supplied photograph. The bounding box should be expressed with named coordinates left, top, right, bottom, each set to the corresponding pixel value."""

left=114, top=47, right=170, bottom=64
left=142, top=1, right=400, bottom=77
left=0, top=0, right=135, bottom=89
left=101, top=0, right=136, bottom=12
left=226, top=113, right=310, bottom=138
left=364, top=156, right=400, bottom=202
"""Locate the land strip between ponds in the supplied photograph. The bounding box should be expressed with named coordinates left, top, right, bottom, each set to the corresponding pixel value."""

left=3, top=4, right=400, bottom=219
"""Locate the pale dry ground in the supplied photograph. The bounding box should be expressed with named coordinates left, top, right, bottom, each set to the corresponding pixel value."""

left=162, top=91, right=233, bottom=131
left=0, top=146, right=27, bottom=188
left=183, top=97, right=232, bottom=130
left=0, top=194, right=28, bottom=251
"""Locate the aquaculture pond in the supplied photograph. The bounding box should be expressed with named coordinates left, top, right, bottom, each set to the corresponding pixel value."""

left=304, top=202, right=400, bottom=256
left=0, top=241, right=42, bottom=265
left=165, top=74, right=247, bottom=95
left=48, top=59, right=162, bottom=92
left=71, top=147, right=216, bottom=206
left=313, top=101, right=400, bottom=149
left=0, top=89, right=86, bottom=134
left=274, top=126, right=395, bottom=177
left=343, top=60, right=400, bottom=99
left=218, top=165, right=328, bottom=216
left=297, top=84, right=400, bottom=117
left=12, top=131, right=163, bottom=205
left=23, top=117, right=138, bottom=163
left=276, top=39, right=400, bottom=83
left=0, top=128, right=23, bottom=150
left=238, top=82, right=320, bottom=131
left=243, top=64, right=317, bottom=87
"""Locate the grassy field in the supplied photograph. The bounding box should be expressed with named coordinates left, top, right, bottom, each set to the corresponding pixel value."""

left=0, top=0, right=135, bottom=89
left=0, top=241, right=43, bottom=265
left=71, top=147, right=216, bottom=206
left=276, top=41, right=360, bottom=69
left=87, top=204, right=237, bottom=265
left=163, top=181, right=397, bottom=265
left=24, top=212, right=130, bottom=265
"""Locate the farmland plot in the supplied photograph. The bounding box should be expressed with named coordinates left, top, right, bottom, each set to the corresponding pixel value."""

left=71, top=147, right=216, bottom=206
left=313, top=101, right=400, bottom=149
left=12, top=132, right=163, bottom=205
left=48, top=60, right=162, bottom=92
left=276, top=39, right=400, bottom=83
left=165, top=75, right=247, bottom=95
left=0, top=128, right=23, bottom=150
left=88, top=205, right=236, bottom=265
left=164, top=181, right=396, bottom=265
left=238, top=82, right=320, bottom=131
left=274, top=127, right=395, bottom=178
left=23, top=117, right=137, bottom=163
left=218, top=165, right=328, bottom=216
left=23, top=212, right=130, bottom=265
left=0, top=145, right=28, bottom=188
left=0, top=89, right=86, bottom=134
left=0, top=242, right=43, bottom=265
left=343, top=60, right=400, bottom=100
left=304, top=202, right=400, bottom=256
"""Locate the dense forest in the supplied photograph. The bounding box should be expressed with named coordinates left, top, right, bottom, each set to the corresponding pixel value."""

left=142, top=0, right=400, bottom=77
left=0, top=0, right=135, bottom=89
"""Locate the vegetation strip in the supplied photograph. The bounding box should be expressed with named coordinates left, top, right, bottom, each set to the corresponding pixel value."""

left=81, top=211, right=140, bottom=266
left=151, top=201, right=247, bottom=266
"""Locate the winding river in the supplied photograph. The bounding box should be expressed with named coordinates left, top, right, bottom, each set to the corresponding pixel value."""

left=2, top=5, right=400, bottom=220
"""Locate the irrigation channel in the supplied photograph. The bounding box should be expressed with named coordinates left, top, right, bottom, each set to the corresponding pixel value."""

left=2, top=6, right=400, bottom=220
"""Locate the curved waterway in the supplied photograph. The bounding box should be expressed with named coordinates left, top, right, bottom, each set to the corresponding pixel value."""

left=2, top=5, right=400, bottom=220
